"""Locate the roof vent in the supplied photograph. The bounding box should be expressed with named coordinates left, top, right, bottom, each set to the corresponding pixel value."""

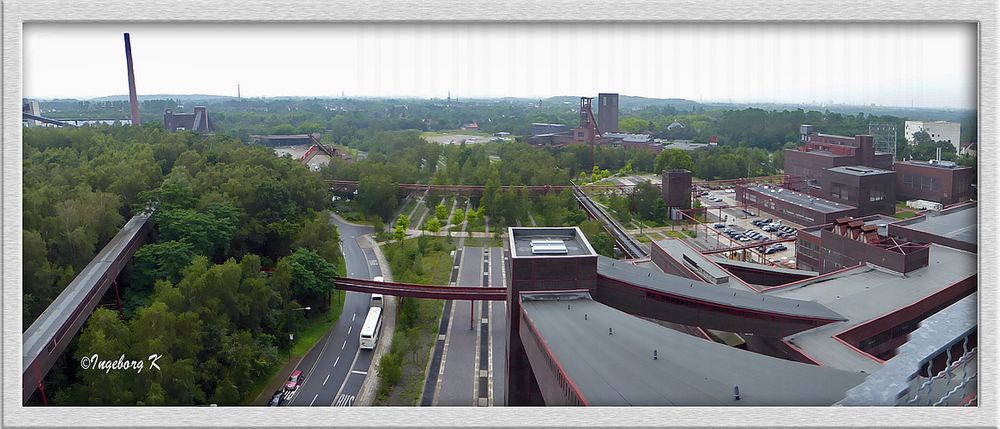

left=530, top=239, right=567, bottom=254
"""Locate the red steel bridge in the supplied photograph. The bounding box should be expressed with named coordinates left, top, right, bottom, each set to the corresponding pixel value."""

left=327, top=180, right=632, bottom=194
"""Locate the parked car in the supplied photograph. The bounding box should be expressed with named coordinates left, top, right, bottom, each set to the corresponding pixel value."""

left=764, top=247, right=779, bottom=254
left=285, top=370, right=304, bottom=391
left=770, top=244, right=788, bottom=251
left=269, top=390, right=285, bottom=406
left=714, top=223, right=726, bottom=229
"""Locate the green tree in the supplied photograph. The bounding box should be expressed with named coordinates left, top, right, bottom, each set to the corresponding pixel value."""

left=435, top=203, right=449, bottom=221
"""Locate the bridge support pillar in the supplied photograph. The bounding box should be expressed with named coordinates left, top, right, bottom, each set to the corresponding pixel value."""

left=113, top=281, right=124, bottom=318
left=37, top=381, right=48, bottom=405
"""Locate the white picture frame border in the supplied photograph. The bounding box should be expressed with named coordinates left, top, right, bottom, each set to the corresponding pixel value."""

left=3, top=0, right=996, bottom=427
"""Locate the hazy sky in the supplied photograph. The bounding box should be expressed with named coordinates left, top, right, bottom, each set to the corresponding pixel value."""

left=23, top=23, right=977, bottom=109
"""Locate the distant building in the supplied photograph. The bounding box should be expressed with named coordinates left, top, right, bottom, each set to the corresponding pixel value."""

left=164, top=106, right=214, bottom=134
left=251, top=133, right=322, bottom=146
left=784, top=129, right=892, bottom=183
left=904, top=120, right=961, bottom=152
left=597, top=93, right=619, bottom=134
left=661, top=140, right=713, bottom=152
left=893, top=160, right=973, bottom=205
left=461, top=121, right=479, bottom=130
left=22, top=101, right=40, bottom=127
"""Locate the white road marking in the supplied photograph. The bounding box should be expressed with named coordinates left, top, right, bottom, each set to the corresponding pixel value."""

left=323, top=374, right=331, bottom=385
left=334, top=394, right=355, bottom=407
left=347, top=326, right=352, bottom=335
left=309, top=394, right=318, bottom=406
left=352, top=313, right=356, bottom=321
left=333, top=356, right=340, bottom=367
left=342, top=340, right=347, bottom=350
left=351, top=370, right=368, bottom=375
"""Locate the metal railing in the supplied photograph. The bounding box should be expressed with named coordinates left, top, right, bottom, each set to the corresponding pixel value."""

left=838, top=293, right=977, bottom=406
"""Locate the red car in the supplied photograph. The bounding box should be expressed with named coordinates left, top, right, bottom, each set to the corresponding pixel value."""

left=285, top=370, right=304, bottom=391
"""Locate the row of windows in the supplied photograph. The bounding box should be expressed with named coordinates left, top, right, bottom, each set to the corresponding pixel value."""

left=830, top=184, right=850, bottom=201
left=870, top=189, right=886, bottom=202
left=902, top=174, right=942, bottom=192
left=797, top=240, right=820, bottom=260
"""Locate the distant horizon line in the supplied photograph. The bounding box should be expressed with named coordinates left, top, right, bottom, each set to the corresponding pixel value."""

left=22, top=93, right=976, bottom=111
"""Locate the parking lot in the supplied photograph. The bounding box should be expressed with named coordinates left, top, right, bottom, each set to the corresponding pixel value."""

left=692, top=190, right=801, bottom=268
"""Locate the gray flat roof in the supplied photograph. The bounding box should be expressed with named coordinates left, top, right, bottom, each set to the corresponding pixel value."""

left=744, top=184, right=855, bottom=214
left=509, top=227, right=596, bottom=258
left=826, top=166, right=894, bottom=176
left=598, top=256, right=844, bottom=321
left=711, top=257, right=819, bottom=277
left=897, top=204, right=977, bottom=247
left=895, top=160, right=972, bottom=170
left=771, top=244, right=977, bottom=372
left=520, top=291, right=867, bottom=405
left=653, top=239, right=736, bottom=287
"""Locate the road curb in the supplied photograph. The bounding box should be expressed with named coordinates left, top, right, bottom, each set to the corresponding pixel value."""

left=355, top=235, right=396, bottom=406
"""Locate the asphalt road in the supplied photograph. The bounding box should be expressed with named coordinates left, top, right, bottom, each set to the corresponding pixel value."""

left=489, top=247, right=508, bottom=406
left=436, top=247, right=482, bottom=405
left=286, top=215, right=379, bottom=407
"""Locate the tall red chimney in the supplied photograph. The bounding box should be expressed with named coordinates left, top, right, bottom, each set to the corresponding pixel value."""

left=124, top=33, right=142, bottom=126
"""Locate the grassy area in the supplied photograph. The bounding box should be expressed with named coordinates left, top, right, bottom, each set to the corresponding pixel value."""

left=376, top=237, right=455, bottom=405
left=893, top=211, right=919, bottom=220
left=462, top=236, right=504, bottom=248
left=635, top=234, right=651, bottom=243
left=663, top=230, right=687, bottom=239
left=467, top=215, right=486, bottom=232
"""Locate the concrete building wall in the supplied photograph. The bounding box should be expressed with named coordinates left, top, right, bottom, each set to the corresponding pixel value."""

left=905, top=120, right=962, bottom=152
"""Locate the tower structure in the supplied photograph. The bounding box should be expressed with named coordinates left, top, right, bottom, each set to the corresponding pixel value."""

left=869, top=123, right=897, bottom=162
left=597, top=93, right=619, bottom=134
left=123, top=33, right=141, bottom=126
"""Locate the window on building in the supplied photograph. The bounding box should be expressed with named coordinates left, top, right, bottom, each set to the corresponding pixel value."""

left=903, top=174, right=916, bottom=188
left=870, top=189, right=886, bottom=202
left=830, top=184, right=850, bottom=201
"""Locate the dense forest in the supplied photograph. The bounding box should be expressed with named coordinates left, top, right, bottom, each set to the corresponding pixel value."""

left=23, top=125, right=343, bottom=405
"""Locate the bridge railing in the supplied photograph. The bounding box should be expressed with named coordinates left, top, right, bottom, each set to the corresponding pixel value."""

left=334, top=277, right=507, bottom=301
left=837, top=293, right=977, bottom=406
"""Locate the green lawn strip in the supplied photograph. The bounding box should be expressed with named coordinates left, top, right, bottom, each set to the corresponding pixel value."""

left=374, top=237, right=454, bottom=405
left=893, top=211, right=919, bottom=220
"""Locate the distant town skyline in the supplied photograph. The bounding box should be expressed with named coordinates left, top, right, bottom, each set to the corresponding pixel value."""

left=24, top=23, right=977, bottom=109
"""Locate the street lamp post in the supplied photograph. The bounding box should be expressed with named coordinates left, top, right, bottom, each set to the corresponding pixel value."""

left=288, top=307, right=311, bottom=342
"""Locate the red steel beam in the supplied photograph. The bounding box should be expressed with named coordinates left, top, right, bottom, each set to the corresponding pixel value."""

left=334, top=277, right=507, bottom=300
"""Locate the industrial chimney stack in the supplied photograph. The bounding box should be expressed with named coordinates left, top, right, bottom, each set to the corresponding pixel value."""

left=124, top=33, right=142, bottom=126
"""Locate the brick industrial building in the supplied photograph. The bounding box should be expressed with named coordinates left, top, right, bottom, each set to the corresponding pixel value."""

left=818, top=166, right=896, bottom=217
left=784, top=126, right=893, bottom=183
left=795, top=215, right=928, bottom=274
left=661, top=169, right=693, bottom=216
left=893, top=160, right=974, bottom=205
left=736, top=184, right=856, bottom=226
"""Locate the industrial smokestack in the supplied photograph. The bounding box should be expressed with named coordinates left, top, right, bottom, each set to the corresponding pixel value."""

left=124, top=33, right=141, bottom=126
